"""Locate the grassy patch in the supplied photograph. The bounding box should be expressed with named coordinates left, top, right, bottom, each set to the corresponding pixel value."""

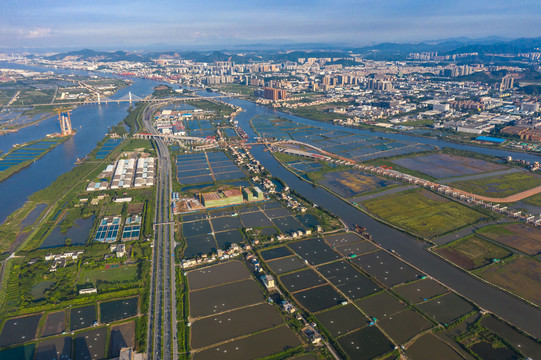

left=123, top=103, right=145, bottom=134
left=78, top=265, right=139, bottom=286
left=184, top=99, right=234, bottom=118
left=214, top=84, right=256, bottom=95
left=452, top=172, right=541, bottom=198
left=12, top=88, right=55, bottom=105
left=401, top=119, right=435, bottom=127
left=304, top=165, right=350, bottom=181
left=435, top=235, right=511, bottom=270
left=521, top=192, right=541, bottom=206
left=363, top=189, right=488, bottom=238
left=0, top=201, right=43, bottom=255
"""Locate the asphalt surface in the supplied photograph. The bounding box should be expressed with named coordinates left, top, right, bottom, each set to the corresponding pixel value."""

left=144, top=104, right=177, bottom=360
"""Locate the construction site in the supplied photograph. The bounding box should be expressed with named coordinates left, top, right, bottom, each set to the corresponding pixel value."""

left=172, top=186, right=265, bottom=213
left=48, top=108, right=75, bottom=137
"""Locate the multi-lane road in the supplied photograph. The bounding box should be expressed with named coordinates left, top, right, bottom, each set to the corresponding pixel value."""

left=144, top=104, right=177, bottom=360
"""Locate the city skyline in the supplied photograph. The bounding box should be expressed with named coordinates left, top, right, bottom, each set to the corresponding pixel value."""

left=2, top=0, right=541, bottom=49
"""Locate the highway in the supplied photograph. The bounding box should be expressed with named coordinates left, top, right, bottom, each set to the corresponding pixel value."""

left=144, top=103, right=178, bottom=360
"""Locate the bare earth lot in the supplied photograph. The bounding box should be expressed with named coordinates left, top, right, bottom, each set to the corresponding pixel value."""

left=476, top=223, right=541, bottom=255
left=109, top=321, right=135, bottom=358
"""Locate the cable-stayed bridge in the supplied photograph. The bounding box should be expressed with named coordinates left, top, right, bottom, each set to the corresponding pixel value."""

left=2, top=92, right=247, bottom=108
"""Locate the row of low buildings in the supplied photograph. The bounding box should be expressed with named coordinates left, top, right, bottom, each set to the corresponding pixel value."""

left=180, top=243, right=246, bottom=267
left=45, top=250, right=84, bottom=272
left=87, top=157, right=155, bottom=192
left=228, top=145, right=266, bottom=175
left=501, top=126, right=541, bottom=141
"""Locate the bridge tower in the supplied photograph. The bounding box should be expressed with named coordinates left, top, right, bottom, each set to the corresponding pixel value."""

left=97, top=93, right=101, bottom=104
left=129, top=91, right=132, bottom=103
left=55, top=108, right=75, bottom=136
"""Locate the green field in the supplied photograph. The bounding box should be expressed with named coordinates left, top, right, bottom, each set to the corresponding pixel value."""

left=272, top=152, right=305, bottom=163
left=435, top=235, right=511, bottom=270
left=184, top=99, right=234, bottom=118
left=281, top=105, right=345, bottom=122
left=78, top=265, right=138, bottom=286
left=452, top=171, right=541, bottom=198
left=363, top=189, right=487, bottom=238
left=475, top=256, right=541, bottom=307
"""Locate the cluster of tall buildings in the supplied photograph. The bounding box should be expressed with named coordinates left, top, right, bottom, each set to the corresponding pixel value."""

left=322, top=75, right=360, bottom=87
left=409, top=52, right=478, bottom=61
left=499, top=75, right=514, bottom=91
left=440, top=65, right=474, bottom=77
left=203, top=75, right=234, bottom=84
left=502, top=126, right=541, bottom=141
left=367, top=79, right=394, bottom=91
left=245, top=76, right=265, bottom=86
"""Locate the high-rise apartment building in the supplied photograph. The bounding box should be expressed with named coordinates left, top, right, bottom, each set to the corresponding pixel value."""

left=263, top=87, right=288, bottom=101
left=500, top=75, right=514, bottom=91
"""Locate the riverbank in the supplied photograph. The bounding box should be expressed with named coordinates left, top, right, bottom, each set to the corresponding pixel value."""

left=0, top=109, right=58, bottom=134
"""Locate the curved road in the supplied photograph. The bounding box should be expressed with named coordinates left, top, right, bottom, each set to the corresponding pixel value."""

left=474, top=185, right=541, bottom=203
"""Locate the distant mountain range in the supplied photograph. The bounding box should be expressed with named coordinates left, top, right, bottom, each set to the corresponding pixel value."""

left=43, top=37, right=541, bottom=63
left=354, top=37, right=541, bottom=56
left=45, top=49, right=146, bottom=62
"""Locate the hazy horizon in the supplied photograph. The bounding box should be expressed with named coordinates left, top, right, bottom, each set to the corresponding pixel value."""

left=2, top=0, right=541, bottom=50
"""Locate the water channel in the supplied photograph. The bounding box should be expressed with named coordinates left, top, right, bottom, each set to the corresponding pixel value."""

left=203, top=91, right=541, bottom=339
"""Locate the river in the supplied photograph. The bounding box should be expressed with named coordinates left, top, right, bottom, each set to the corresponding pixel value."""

left=2, top=66, right=541, bottom=339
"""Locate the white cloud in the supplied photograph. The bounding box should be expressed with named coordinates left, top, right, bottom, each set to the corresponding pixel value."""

left=20, top=27, right=52, bottom=39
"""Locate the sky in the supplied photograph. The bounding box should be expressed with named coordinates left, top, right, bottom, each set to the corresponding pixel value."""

left=1, top=0, right=541, bottom=50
